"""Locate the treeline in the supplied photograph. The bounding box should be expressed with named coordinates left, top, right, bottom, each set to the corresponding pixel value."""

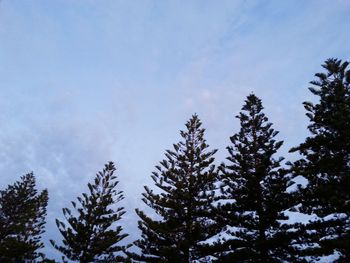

left=0, top=58, right=349, bottom=263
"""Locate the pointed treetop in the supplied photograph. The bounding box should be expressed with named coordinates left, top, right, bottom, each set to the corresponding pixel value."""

left=242, top=93, right=264, bottom=111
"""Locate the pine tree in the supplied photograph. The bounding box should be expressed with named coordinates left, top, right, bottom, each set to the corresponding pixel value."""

left=133, top=114, right=218, bottom=262
left=51, top=162, right=129, bottom=262
left=0, top=173, right=49, bottom=262
left=289, top=58, right=350, bottom=262
left=216, top=94, right=293, bottom=262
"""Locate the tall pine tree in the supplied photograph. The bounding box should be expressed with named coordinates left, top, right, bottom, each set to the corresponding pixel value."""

left=133, top=114, right=218, bottom=262
left=51, top=162, right=129, bottom=262
left=289, top=58, right=350, bottom=262
left=216, top=94, right=293, bottom=262
left=0, top=173, right=49, bottom=262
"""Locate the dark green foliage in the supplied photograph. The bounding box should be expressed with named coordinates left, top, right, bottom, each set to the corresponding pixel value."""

left=133, top=114, right=218, bottom=262
left=289, top=58, right=350, bottom=262
left=51, top=162, right=129, bottom=262
left=0, top=173, right=49, bottom=262
left=216, top=94, right=293, bottom=262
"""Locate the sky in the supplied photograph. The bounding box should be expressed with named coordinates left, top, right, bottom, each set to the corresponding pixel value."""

left=0, top=0, right=350, bottom=260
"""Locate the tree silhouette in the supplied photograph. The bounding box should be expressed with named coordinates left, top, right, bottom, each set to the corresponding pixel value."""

left=0, top=173, right=48, bottom=262
left=216, top=94, right=294, bottom=262
left=51, top=162, right=129, bottom=262
left=289, top=58, right=350, bottom=262
left=133, top=114, right=218, bottom=262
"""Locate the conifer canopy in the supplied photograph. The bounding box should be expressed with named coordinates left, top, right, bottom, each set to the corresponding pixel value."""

left=0, top=173, right=48, bottom=262
left=51, top=162, right=128, bottom=262
left=134, top=114, right=218, bottom=262
left=216, top=94, right=292, bottom=262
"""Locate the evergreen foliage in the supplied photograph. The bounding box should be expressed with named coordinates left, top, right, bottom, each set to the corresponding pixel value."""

left=51, top=162, right=129, bottom=262
left=133, top=114, right=218, bottom=262
left=1, top=58, right=349, bottom=263
left=0, top=173, right=49, bottom=262
left=216, top=94, right=293, bottom=262
left=289, top=58, right=350, bottom=262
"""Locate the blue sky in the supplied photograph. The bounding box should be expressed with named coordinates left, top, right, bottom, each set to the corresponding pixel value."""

left=0, top=0, right=350, bottom=259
